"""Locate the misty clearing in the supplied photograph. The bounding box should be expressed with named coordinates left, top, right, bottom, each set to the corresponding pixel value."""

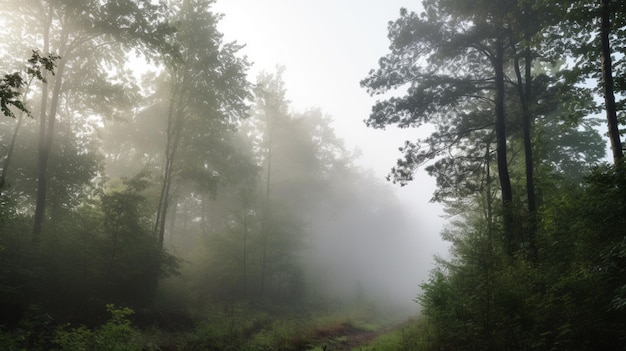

left=1, top=0, right=625, bottom=350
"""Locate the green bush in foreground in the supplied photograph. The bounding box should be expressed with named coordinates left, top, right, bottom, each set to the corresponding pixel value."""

left=54, top=304, right=142, bottom=351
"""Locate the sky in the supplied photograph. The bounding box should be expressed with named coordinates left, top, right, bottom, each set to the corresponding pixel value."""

left=212, top=0, right=449, bottom=304
left=212, top=0, right=421, bottom=177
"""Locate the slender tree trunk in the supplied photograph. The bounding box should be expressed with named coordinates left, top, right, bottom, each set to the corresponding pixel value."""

left=157, top=145, right=182, bottom=245
left=260, top=147, right=272, bottom=299
left=167, top=196, right=178, bottom=244
left=494, top=37, right=514, bottom=255
left=33, top=52, right=67, bottom=241
left=32, top=8, right=53, bottom=242
left=154, top=73, right=186, bottom=248
left=511, top=36, right=538, bottom=259
left=153, top=98, right=176, bottom=244
left=155, top=152, right=175, bottom=248
left=242, top=209, right=248, bottom=299
left=523, top=47, right=535, bottom=214
left=260, top=113, right=276, bottom=299
left=600, top=0, right=623, bottom=164
left=486, top=141, right=493, bottom=240
left=484, top=140, right=495, bottom=349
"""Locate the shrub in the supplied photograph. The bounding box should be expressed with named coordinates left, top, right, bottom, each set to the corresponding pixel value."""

left=54, top=304, right=141, bottom=351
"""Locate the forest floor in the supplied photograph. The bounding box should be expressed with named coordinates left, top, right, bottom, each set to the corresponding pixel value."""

left=309, top=321, right=403, bottom=350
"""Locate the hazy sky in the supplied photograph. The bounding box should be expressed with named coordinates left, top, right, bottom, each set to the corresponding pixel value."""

left=212, top=0, right=449, bottom=287
left=212, top=0, right=421, bottom=175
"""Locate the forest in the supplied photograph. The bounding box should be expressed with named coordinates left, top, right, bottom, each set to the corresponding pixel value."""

left=0, top=0, right=625, bottom=350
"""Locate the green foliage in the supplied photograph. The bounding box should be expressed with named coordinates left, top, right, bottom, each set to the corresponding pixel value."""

left=0, top=72, right=28, bottom=118
left=0, top=175, right=178, bottom=325
left=54, top=304, right=141, bottom=351
left=363, top=0, right=625, bottom=349
left=184, top=303, right=273, bottom=351
left=180, top=302, right=398, bottom=351
left=418, top=164, right=626, bottom=350
left=0, top=329, right=28, bottom=351
left=0, top=1, right=402, bottom=350
left=355, top=318, right=431, bottom=351
left=99, top=179, right=180, bottom=305
left=53, top=325, right=94, bottom=351
left=0, top=215, right=40, bottom=324
left=0, top=50, right=58, bottom=118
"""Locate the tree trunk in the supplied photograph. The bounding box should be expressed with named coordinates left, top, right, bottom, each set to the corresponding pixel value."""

left=154, top=73, right=186, bottom=248
left=155, top=155, right=177, bottom=248
left=32, top=7, right=53, bottom=242
left=260, top=110, right=276, bottom=299
left=483, top=139, right=496, bottom=349
left=260, top=147, right=272, bottom=299
left=167, top=196, right=178, bottom=244
left=242, top=209, right=248, bottom=299
left=33, top=51, right=67, bottom=241
left=600, top=0, right=623, bottom=164
left=494, top=38, right=514, bottom=255
left=511, top=36, right=538, bottom=259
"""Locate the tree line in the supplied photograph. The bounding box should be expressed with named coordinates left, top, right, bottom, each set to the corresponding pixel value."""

left=0, top=1, right=405, bottom=342
left=362, top=0, right=626, bottom=349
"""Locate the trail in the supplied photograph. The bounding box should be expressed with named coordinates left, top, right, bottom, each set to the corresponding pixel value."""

left=316, top=322, right=401, bottom=351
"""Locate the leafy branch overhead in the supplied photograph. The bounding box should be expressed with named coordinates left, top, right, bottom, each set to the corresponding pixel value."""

left=361, top=3, right=502, bottom=188
left=0, top=50, right=59, bottom=118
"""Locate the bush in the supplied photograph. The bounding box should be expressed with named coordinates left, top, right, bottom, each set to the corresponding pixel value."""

left=54, top=304, right=141, bottom=351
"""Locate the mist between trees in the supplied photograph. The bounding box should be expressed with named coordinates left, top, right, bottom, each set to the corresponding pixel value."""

left=1, top=0, right=626, bottom=350
left=0, top=1, right=430, bottom=350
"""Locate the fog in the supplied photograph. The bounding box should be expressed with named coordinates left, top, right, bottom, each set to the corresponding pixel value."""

left=5, top=1, right=626, bottom=350
left=212, top=0, right=447, bottom=313
left=0, top=0, right=447, bottom=334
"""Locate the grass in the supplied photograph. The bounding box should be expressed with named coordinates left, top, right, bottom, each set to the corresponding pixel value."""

left=177, top=301, right=391, bottom=350
left=45, top=300, right=420, bottom=350
left=351, top=316, right=432, bottom=351
left=0, top=297, right=423, bottom=351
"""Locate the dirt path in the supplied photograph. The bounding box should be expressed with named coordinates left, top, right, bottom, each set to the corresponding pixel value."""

left=316, top=323, right=400, bottom=351
left=342, top=330, right=381, bottom=350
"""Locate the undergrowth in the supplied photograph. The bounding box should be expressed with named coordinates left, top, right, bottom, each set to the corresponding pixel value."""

left=351, top=317, right=431, bottom=351
left=184, top=301, right=389, bottom=350
left=0, top=301, right=411, bottom=350
left=54, top=304, right=142, bottom=351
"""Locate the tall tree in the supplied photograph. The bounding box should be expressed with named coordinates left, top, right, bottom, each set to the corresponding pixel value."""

left=1, top=0, right=174, bottom=241
left=251, top=68, right=290, bottom=297
left=600, top=0, right=623, bottom=163
left=152, top=0, right=250, bottom=248
left=361, top=0, right=518, bottom=251
left=505, top=1, right=544, bottom=255
left=0, top=51, right=58, bottom=190
left=239, top=70, right=347, bottom=301
left=548, top=0, right=626, bottom=164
